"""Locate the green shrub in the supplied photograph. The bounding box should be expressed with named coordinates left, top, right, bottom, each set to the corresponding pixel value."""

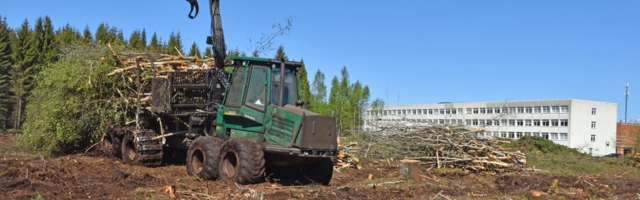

left=17, top=43, right=124, bottom=155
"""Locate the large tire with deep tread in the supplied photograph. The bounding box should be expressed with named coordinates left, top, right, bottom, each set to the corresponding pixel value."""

left=100, top=134, right=122, bottom=158
left=300, top=157, right=334, bottom=185
left=121, top=129, right=164, bottom=167
left=187, top=136, right=224, bottom=180
left=218, top=139, right=265, bottom=184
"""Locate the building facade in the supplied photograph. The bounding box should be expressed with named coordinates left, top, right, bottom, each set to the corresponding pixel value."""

left=364, top=99, right=617, bottom=156
left=616, top=123, right=640, bottom=155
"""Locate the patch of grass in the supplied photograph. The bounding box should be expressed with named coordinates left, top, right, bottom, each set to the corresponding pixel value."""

left=501, top=136, right=640, bottom=177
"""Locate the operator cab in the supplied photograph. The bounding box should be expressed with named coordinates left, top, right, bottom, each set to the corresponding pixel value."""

left=225, top=57, right=303, bottom=110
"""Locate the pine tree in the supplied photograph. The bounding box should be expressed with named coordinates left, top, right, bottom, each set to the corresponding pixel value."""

left=10, top=19, right=38, bottom=128
left=140, top=28, right=147, bottom=49
left=203, top=46, right=212, bottom=58
left=0, top=15, right=12, bottom=130
left=188, top=42, right=201, bottom=58
left=82, top=25, right=92, bottom=44
left=298, top=59, right=311, bottom=106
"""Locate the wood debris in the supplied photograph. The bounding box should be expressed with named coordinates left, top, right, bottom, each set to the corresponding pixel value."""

left=350, top=124, right=527, bottom=172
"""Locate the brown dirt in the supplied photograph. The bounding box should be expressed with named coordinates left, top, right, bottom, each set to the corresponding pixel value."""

left=1, top=134, right=639, bottom=200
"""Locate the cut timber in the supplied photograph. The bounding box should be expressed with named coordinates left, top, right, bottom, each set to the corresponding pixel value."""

left=399, top=159, right=421, bottom=180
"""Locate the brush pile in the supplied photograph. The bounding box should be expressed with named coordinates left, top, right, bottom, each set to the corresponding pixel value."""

left=348, top=123, right=526, bottom=172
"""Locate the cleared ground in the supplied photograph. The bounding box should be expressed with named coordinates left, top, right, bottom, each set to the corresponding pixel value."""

left=1, top=134, right=639, bottom=200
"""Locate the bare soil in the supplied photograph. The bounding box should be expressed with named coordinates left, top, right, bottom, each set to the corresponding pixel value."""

left=1, top=134, right=639, bottom=200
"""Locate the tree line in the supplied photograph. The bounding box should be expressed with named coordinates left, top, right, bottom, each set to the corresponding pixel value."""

left=0, top=14, right=381, bottom=153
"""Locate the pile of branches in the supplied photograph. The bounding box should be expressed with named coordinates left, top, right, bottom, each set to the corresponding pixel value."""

left=350, top=123, right=526, bottom=172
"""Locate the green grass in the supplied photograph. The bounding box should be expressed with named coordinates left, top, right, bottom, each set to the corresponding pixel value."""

left=501, top=136, right=640, bottom=177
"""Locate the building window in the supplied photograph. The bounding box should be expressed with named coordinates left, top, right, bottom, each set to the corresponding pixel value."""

left=525, top=119, right=532, bottom=126
left=533, top=107, right=541, bottom=113
left=473, top=108, right=479, bottom=114
left=472, top=119, right=479, bottom=126
left=451, top=120, right=457, bottom=125
left=494, top=120, right=499, bottom=126
left=533, top=119, right=540, bottom=126
left=591, top=121, right=596, bottom=129
left=508, top=132, right=515, bottom=138
left=486, top=120, right=493, bottom=126
left=509, top=107, right=516, bottom=113
left=428, top=109, right=433, bottom=114
left=417, top=109, right=422, bottom=115
left=591, top=108, right=597, bottom=115
left=591, top=134, right=595, bottom=142
left=479, top=119, right=486, bottom=126
left=500, top=119, right=507, bottom=126
left=439, top=119, right=445, bottom=124
left=560, top=119, right=568, bottom=126
left=451, top=109, right=457, bottom=114
left=508, top=120, right=515, bottom=126
left=551, top=119, right=559, bottom=126
left=480, top=108, right=486, bottom=114
left=465, top=119, right=471, bottom=125
left=551, top=106, right=559, bottom=113
left=516, top=132, right=523, bottom=139
left=560, top=106, right=569, bottom=113
left=487, top=108, right=493, bottom=114
left=440, top=109, right=445, bottom=115
left=494, top=107, right=501, bottom=114
left=445, top=109, right=451, bottom=114
left=542, top=132, right=549, bottom=139
left=524, top=132, right=531, bottom=136
left=466, top=108, right=472, bottom=114
left=402, top=110, right=406, bottom=115
left=542, top=106, right=550, bottom=113
left=517, top=107, right=524, bottom=113
left=542, top=119, right=550, bottom=126
left=517, top=119, right=523, bottom=126
left=414, top=109, right=418, bottom=115
left=550, top=133, right=558, bottom=140
left=501, top=132, right=507, bottom=138
left=457, top=119, right=463, bottom=124
left=559, top=133, right=568, bottom=141
left=525, top=107, right=532, bottom=113
left=457, top=108, right=463, bottom=114
left=533, top=132, right=540, bottom=137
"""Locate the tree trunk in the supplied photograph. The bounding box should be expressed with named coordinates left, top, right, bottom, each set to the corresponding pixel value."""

left=399, top=159, right=422, bottom=180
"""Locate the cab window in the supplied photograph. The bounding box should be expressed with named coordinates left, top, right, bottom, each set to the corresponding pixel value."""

left=244, top=65, right=268, bottom=110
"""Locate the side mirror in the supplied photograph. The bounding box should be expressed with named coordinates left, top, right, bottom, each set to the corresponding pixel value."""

left=295, top=100, right=305, bottom=108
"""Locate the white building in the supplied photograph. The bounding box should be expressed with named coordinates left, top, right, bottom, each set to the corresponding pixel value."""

left=364, top=99, right=617, bottom=156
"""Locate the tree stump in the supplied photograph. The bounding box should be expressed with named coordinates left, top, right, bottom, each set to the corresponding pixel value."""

left=398, top=159, right=421, bottom=180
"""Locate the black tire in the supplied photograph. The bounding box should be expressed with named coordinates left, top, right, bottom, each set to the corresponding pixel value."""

left=121, top=129, right=163, bottom=167
left=218, top=139, right=265, bottom=184
left=187, top=136, right=224, bottom=180
left=300, top=157, right=334, bottom=185
left=101, top=134, right=122, bottom=157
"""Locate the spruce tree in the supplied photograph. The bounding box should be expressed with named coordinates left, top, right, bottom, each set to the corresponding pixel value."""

left=0, top=15, right=12, bottom=130
left=82, top=25, right=92, bottom=44
left=203, top=46, right=212, bottom=58
left=298, top=59, right=311, bottom=106
left=188, top=42, right=201, bottom=58
left=10, top=19, right=38, bottom=128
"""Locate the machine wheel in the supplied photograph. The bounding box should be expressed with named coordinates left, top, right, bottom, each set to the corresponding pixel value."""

left=121, top=129, right=164, bottom=167
left=299, top=157, right=334, bottom=185
left=187, top=136, right=224, bottom=180
left=218, top=139, right=265, bottom=184
left=100, top=134, right=122, bottom=158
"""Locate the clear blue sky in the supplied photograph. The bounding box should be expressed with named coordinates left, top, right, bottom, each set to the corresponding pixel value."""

left=1, top=1, right=639, bottom=121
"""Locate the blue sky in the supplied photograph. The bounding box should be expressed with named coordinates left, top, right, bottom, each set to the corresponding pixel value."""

left=1, top=1, right=639, bottom=121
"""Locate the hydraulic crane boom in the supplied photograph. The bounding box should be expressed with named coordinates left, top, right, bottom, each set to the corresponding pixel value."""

left=186, top=0, right=226, bottom=71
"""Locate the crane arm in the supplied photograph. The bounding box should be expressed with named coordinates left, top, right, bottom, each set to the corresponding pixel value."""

left=185, top=0, right=226, bottom=71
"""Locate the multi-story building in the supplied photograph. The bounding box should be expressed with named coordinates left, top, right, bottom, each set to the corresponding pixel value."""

left=363, top=99, right=617, bottom=156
